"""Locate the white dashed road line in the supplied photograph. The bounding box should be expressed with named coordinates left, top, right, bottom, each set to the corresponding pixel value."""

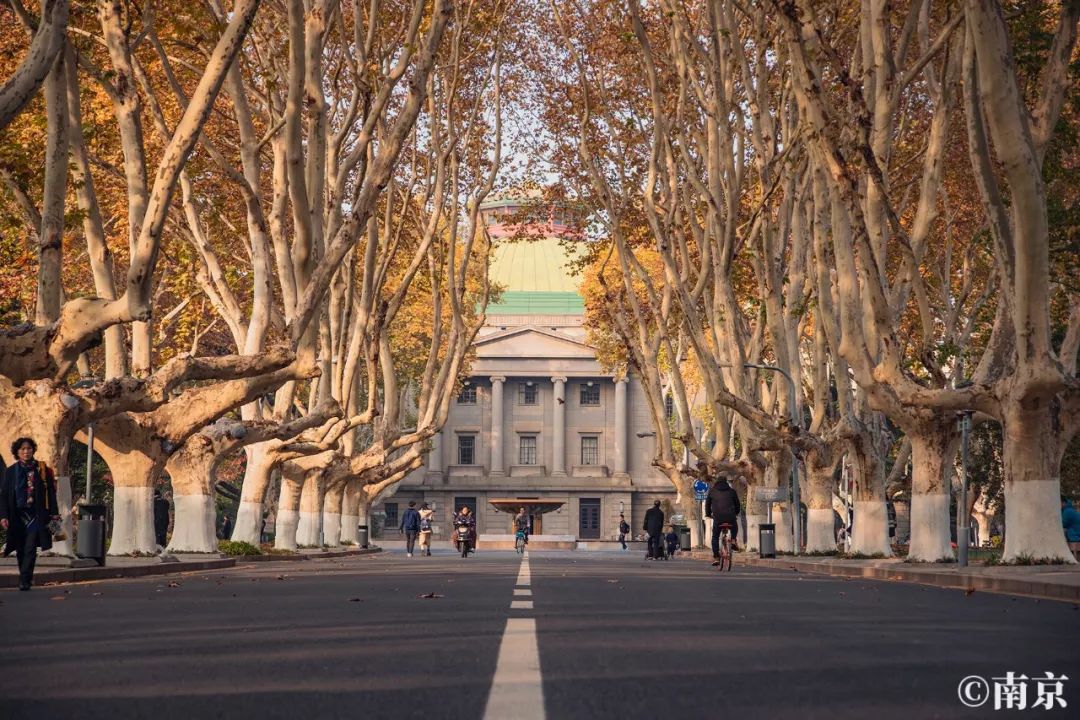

left=483, top=554, right=545, bottom=720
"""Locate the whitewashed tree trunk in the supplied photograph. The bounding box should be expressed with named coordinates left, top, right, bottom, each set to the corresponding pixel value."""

left=340, top=480, right=361, bottom=544
left=849, top=444, right=892, bottom=557
left=805, top=465, right=838, bottom=553
left=233, top=444, right=275, bottom=543
left=322, top=485, right=344, bottom=547
left=907, top=428, right=957, bottom=561
left=169, top=493, right=217, bottom=553
left=295, top=472, right=324, bottom=547
left=1000, top=400, right=1075, bottom=563
left=273, top=471, right=302, bottom=551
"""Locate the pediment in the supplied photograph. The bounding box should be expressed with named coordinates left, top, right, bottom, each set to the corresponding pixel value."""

left=475, top=326, right=596, bottom=359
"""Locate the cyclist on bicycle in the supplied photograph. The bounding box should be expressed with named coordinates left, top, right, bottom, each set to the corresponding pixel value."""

left=705, top=474, right=741, bottom=564
left=513, top=507, right=530, bottom=545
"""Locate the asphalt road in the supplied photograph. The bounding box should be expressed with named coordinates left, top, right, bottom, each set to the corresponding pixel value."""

left=1, top=549, right=1077, bottom=720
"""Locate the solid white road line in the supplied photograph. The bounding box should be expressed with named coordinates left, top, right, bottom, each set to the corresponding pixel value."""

left=483, top=618, right=545, bottom=720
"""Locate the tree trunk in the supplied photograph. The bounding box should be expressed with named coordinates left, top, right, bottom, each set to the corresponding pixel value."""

left=322, top=484, right=344, bottom=547
left=744, top=484, right=766, bottom=552
left=767, top=451, right=795, bottom=552
left=163, top=437, right=217, bottom=553
left=105, top=451, right=161, bottom=555
left=907, top=425, right=958, bottom=561
left=1000, top=397, right=1075, bottom=563
left=233, top=443, right=275, bottom=543
left=805, top=464, right=837, bottom=553
left=340, top=480, right=361, bottom=544
left=295, top=471, right=324, bottom=547
left=273, top=469, right=302, bottom=550
left=849, top=442, right=892, bottom=557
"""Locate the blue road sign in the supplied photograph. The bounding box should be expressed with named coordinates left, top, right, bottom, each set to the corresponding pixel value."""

left=692, top=479, right=709, bottom=494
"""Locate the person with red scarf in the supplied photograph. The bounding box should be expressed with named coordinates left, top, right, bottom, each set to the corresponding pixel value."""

left=0, top=437, right=60, bottom=591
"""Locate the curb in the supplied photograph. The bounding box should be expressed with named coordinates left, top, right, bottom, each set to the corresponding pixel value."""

left=738, top=556, right=1080, bottom=603
left=1, top=547, right=382, bottom=589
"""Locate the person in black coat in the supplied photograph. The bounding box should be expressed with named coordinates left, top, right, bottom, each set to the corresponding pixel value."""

left=643, top=501, right=665, bottom=560
left=705, top=475, right=742, bottom=559
left=0, top=437, right=60, bottom=591
left=153, top=490, right=170, bottom=548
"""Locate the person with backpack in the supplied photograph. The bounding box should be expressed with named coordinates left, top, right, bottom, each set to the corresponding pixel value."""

left=399, top=501, right=421, bottom=557
left=618, top=513, right=630, bottom=550
left=418, top=502, right=435, bottom=556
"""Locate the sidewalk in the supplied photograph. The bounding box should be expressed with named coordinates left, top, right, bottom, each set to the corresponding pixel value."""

left=0, top=547, right=382, bottom=589
left=683, top=550, right=1080, bottom=603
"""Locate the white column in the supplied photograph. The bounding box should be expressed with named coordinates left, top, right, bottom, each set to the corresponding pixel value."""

left=614, top=377, right=628, bottom=476
left=490, top=376, right=506, bottom=475
left=427, top=431, right=442, bottom=475
left=552, top=376, right=567, bottom=476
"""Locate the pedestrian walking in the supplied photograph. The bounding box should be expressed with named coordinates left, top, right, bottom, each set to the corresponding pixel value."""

left=618, top=514, right=630, bottom=550
left=153, top=489, right=170, bottom=548
left=400, top=500, right=421, bottom=557
left=643, top=500, right=665, bottom=560
left=418, top=502, right=434, bottom=556
left=0, top=438, right=60, bottom=591
left=220, top=514, right=233, bottom=541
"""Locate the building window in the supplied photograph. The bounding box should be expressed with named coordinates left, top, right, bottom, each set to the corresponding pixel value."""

left=519, top=436, right=537, bottom=465
left=384, top=502, right=399, bottom=526
left=458, top=435, right=476, bottom=465
left=581, top=436, right=599, bottom=466
left=580, top=383, right=600, bottom=406
left=457, top=385, right=477, bottom=404
left=665, top=393, right=674, bottom=419
left=518, top=382, right=538, bottom=405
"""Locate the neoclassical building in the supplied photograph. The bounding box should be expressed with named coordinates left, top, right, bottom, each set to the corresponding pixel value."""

left=374, top=198, right=677, bottom=545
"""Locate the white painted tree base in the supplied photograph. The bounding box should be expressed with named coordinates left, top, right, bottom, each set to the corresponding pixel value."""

left=296, top=511, right=322, bottom=547
left=168, top=494, right=217, bottom=553
left=907, top=492, right=953, bottom=561
left=51, top=475, right=74, bottom=556
left=774, top=505, right=795, bottom=552
left=109, top=486, right=157, bottom=555
left=1002, top=479, right=1077, bottom=563
left=323, top=511, right=341, bottom=547
left=806, top=508, right=836, bottom=553
left=851, top=500, right=892, bottom=556
left=274, top=510, right=299, bottom=550
left=745, top=513, right=765, bottom=551
left=340, top=514, right=359, bottom=545
left=232, top=501, right=264, bottom=544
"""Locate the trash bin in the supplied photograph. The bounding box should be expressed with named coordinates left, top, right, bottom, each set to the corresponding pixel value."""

left=758, top=523, right=776, bottom=559
left=678, top=525, right=691, bottom=551
left=76, top=503, right=107, bottom=566
left=358, top=524, right=369, bottom=549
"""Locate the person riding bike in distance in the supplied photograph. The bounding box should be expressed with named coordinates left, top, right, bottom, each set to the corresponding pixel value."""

left=513, top=507, right=530, bottom=543
left=705, top=474, right=741, bottom=565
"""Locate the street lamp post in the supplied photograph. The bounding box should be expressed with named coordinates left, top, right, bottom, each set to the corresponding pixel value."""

left=957, top=410, right=974, bottom=567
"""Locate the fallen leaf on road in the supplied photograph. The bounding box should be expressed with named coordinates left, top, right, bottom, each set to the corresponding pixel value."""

left=348, top=597, right=362, bottom=602
left=418, top=592, right=444, bottom=599
left=50, top=596, right=65, bottom=601
left=964, top=588, right=975, bottom=596
left=276, top=575, right=287, bottom=580
left=92, top=592, right=102, bottom=596
left=167, top=582, right=181, bottom=588
left=606, top=579, right=619, bottom=583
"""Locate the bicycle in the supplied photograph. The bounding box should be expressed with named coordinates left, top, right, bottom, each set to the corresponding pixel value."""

left=515, top=529, right=527, bottom=554
left=713, top=523, right=734, bottom=572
